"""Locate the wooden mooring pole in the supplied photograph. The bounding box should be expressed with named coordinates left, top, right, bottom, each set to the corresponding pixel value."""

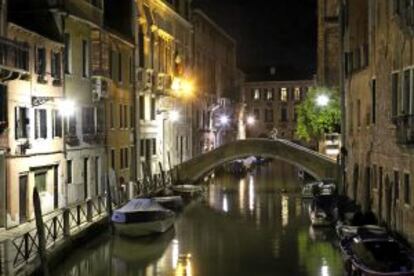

left=33, top=187, right=50, bottom=276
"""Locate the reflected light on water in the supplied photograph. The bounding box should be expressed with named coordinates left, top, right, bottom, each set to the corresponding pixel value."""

left=248, top=175, right=255, bottom=212
left=172, top=239, right=179, bottom=268
left=222, top=194, right=229, bottom=213
left=321, top=259, right=330, bottom=276
left=175, top=254, right=192, bottom=276
left=282, top=195, right=289, bottom=227
left=239, top=179, right=246, bottom=213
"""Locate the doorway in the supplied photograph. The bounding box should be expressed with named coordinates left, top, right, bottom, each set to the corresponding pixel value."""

left=0, top=152, right=5, bottom=227
left=19, top=175, right=28, bottom=223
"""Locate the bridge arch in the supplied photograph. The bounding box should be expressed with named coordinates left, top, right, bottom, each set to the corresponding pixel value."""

left=176, top=139, right=339, bottom=183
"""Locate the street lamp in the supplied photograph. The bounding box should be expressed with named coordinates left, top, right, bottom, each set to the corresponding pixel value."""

left=246, top=115, right=255, bottom=126
left=219, top=114, right=230, bottom=126
left=171, top=77, right=194, bottom=98
left=316, top=94, right=330, bottom=107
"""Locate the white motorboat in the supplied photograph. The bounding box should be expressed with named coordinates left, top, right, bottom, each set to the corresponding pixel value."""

left=171, top=184, right=203, bottom=199
left=153, top=195, right=184, bottom=211
left=111, top=198, right=175, bottom=237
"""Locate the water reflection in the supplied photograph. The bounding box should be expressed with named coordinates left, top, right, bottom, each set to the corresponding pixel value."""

left=51, top=160, right=343, bottom=276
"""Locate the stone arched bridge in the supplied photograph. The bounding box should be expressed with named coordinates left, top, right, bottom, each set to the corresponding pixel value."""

left=176, top=138, right=339, bottom=184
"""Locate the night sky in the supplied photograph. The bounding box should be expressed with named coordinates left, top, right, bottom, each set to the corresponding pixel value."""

left=192, top=0, right=317, bottom=81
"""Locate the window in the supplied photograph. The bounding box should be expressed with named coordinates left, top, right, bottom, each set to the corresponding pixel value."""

left=52, top=110, right=62, bottom=138
left=15, top=107, right=29, bottom=139
left=109, top=48, right=114, bottom=79
left=280, top=88, right=288, bottom=102
left=51, top=51, right=61, bottom=80
left=82, top=40, right=89, bottom=78
left=120, top=148, right=124, bottom=169
left=139, top=95, right=145, bottom=120
left=67, top=115, right=76, bottom=135
left=124, top=105, right=128, bottom=128
left=405, top=173, right=411, bottom=205
left=265, top=109, right=273, bottom=123
left=266, top=89, right=274, bottom=101
left=253, top=109, right=260, bottom=120
left=124, top=148, right=129, bottom=168
left=35, top=172, right=47, bottom=192
left=294, top=87, right=301, bottom=101
left=111, top=149, right=115, bottom=169
left=82, top=107, right=95, bottom=134
left=253, top=89, right=260, bottom=100
left=118, top=52, right=122, bottom=83
left=371, top=79, right=376, bottom=124
left=403, top=69, right=410, bottom=114
left=152, top=138, right=156, bottom=155
left=392, top=72, right=399, bottom=118
left=36, top=47, right=46, bottom=76
left=64, top=34, right=70, bottom=73
left=394, top=170, right=400, bottom=200
left=66, top=160, right=73, bottom=184
left=281, top=107, right=288, bottom=122
left=150, top=97, right=156, bottom=120
left=110, top=103, right=114, bottom=128
left=35, top=109, right=47, bottom=139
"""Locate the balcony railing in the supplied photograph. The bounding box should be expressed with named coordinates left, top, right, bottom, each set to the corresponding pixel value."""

left=0, top=37, right=30, bottom=81
left=395, top=115, right=414, bottom=145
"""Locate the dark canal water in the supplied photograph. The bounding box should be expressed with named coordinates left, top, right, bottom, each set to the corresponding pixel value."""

left=52, top=160, right=344, bottom=276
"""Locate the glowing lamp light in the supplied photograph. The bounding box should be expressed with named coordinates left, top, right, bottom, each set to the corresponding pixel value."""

left=171, top=77, right=182, bottom=92
left=246, top=115, right=255, bottom=126
left=181, top=80, right=194, bottom=97
left=219, top=115, right=230, bottom=126
left=58, top=99, right=75, bottom=117
left=169, top=110, right=180, bottom=122
left=316, top=94, right=330, bottom=107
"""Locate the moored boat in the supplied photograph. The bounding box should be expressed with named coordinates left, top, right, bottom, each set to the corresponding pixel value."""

left=153, top=195, right=184, bottom=211
left=172, top=184, right=203, bottom=199
left=111, top=198, right=175, bottom=238
left=340, top=234, right=414, bottom=275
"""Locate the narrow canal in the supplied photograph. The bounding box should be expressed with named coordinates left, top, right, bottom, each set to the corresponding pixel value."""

left=51, top=160, right=344, bottom=276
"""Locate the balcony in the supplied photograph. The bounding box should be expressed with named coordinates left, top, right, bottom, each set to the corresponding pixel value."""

left=0, top=37, right=30, bottom=82
left=395, top=115, right=414, bottom=145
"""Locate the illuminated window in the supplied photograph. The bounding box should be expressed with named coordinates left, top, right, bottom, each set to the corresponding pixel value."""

left=254, top=89, right=260, bottom=100
left=280, top=88, right=288, bottom=102
left=267, top=89, right=274, bottom=101
left=294, top=87, right=301, bottom=101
